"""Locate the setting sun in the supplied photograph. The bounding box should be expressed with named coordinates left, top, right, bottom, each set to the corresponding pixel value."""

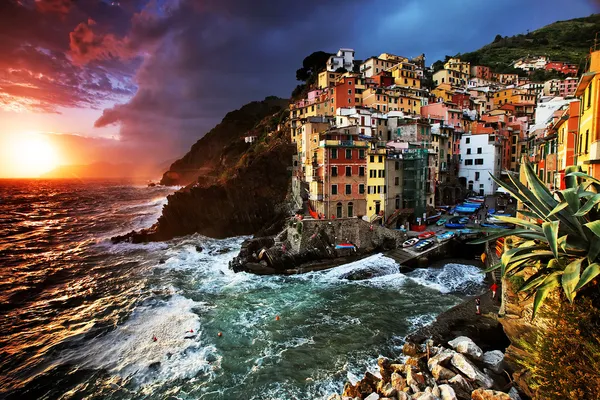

left=4, top=133, right=60, bottom=177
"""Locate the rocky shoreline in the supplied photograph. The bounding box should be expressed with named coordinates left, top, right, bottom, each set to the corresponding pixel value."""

left=330, top=330, right=522, bottom=400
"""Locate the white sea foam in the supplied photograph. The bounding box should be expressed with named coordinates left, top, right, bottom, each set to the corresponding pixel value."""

left=69, top=294, right=219, bottom=389
left=406, top=263, right=484, bottom=294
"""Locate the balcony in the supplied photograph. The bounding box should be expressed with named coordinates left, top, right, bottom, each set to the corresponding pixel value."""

left=440, top=162, right=448, bottom=172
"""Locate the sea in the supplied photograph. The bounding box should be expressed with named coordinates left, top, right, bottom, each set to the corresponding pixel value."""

left=0, top=179, right=485, bottom=400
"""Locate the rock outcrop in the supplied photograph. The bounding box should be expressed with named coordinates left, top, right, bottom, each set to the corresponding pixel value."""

left=333, top=335, right=523, bottom=400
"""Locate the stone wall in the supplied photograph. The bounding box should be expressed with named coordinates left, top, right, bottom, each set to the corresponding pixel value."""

left=288, top=218, right=405, bottom=254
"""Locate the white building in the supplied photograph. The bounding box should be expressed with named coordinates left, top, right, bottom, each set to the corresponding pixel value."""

left=459, top=133, right=502, bottom=195
left=513, top=56, right=548, bottom=71
left=327, top=48, right=355, bottom=72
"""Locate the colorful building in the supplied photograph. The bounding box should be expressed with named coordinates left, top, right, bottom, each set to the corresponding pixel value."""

left=327, top=48, right=355, bottom=72
left=366, top=144, right=387, bottom=219
left=433, top=69, right=469, bottom=87
left=470, top=65, right=492, bottom=80
left=545, top=61, right=578, bottom=76
left=575, top=50, right=600, bottom=178
left=558, top=77, right=578, bottom=97
left=553, top=101, right=580, bottom=188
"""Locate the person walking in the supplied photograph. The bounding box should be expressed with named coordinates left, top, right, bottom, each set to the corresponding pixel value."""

left=491, top=282, right=498, bottom=299
left=475, top=297, right=481, bottom=315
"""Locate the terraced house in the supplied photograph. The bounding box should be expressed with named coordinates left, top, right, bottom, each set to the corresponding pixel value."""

left=575, top=49, right=600, bottom=179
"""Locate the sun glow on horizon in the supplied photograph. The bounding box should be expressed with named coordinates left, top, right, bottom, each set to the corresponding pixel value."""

left=3, top=132, right=61, bottom=178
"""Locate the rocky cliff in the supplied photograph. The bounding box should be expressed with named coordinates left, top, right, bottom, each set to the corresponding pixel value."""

left=160, top=96, right=289, bottom=186
left=112, top=97, right=296, bottom=242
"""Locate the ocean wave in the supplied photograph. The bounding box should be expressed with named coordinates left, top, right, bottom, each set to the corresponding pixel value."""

left=405, top=263, right=484, bottom=294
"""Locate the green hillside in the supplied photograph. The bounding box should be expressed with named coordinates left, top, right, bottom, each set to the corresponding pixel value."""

left=456, top=13, right=600, bottom=72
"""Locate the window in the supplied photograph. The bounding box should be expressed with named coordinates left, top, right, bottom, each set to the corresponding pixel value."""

left=475, top=172, right=480, bottom=181
left=346, top=166, right=352, bottom=177
left=359, top=166, right=365, bottom=176
left=331, top=149, right=338, bottom=159
left=378, top=170, right=385, bottom=178
left=466, top=148, right=471, bottom=155
left=477, top=147, right=482, bottom=154
left=345, top=149, right=352, bottom=159
left=369, top=170, right=375, bottom=178
left=466, top=138, right=470, bottom=144
left=474, top=159, right=484, bottom=165
left=359, top=184, right=365, bottom=194
left=348, top=81, right=352, bottom=85
left=377, top=186, right=381, bottom=194
left=378, top=155, right=383, bottom=163
left=395, top=161, right=400, bottom=170
left=347, top=202, right=353, bottom=218
left=585, top=130, right=590, bottom=153
left=465, top=159, right=473, bottom=165
left=370, top=155, right=374, bottom=162
left=348, top=89, right=352, bottom=95
left=336, top=202, right=342, bottom=218
left=331, top=185, right=338, bottom=195
left=588, top=82, right=592, bottom=108
left=331, top=166, right=338, bottom=176
left=395, top=177, right=400, bottom=186
left=345, top=184, right=352, bottom=195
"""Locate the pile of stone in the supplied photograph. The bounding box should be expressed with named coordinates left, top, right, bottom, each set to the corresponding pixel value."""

left=328, top=336, right=523, bottom=400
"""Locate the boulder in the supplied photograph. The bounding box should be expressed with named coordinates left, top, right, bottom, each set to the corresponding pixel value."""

left=379, top=382, right=397, bottom=398
left=431, top=364, right=456, bottom=381
left=391, top=372, right=407, bottom=392
left=448, top=374, right=473, bottom=399
left=439, top=384, right=458, bottom=400
left=427, top=349, right=456, bottom=371
left=507, top=387, right=522, bottom=400
left=403, top=341, right=421, bottom=357
left=364, top=393, right=380, bottom=400
left=450, top=353, right=493, bottom=389
left=378, top=357, right=393, bottom=382
left=390, top=363, right=405, bottom=374
left=448, top=337, right=483, bottom=360
left=406, top=368, right=426, bottom=391
left=471, top=388, right=511, bottom=400
left=359, top=372, right=381, bottom=396
left=431, top=384, right=441, bottom=397
left=342, top=382, right=360, bottom=398
left=412, top=393, right=437, bottom=400
left=327, top=395, right=342, bottom=400
left=397, top=392, right=412, bottom=400
left=482, top=350, right=504, bottom=374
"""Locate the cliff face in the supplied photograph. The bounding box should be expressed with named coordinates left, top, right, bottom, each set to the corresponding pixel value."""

left=160, top=96, right=289, bottom=186
left=153, top=138, right=295, bottom=239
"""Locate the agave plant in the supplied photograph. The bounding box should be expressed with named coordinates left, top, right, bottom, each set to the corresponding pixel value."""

left=471, top=162, right=600, bottom=318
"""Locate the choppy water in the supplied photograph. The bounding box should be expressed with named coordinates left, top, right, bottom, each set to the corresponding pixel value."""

left=0, top=180, right=485, bottom=399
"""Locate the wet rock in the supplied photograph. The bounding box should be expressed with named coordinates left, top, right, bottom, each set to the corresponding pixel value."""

left=431, top=364, right=456, bottom=381
left=342, top=382, right=360, bottom=398
left=390, top=363, right=405, bottom=374
left=158, top=258, right=166, bottom=264
left=364, top=393, right=380, bottom=400
left=378, top=357, right=392, bottom=382
left=471, top=388, right=511, bottom=400
left=450, top=353, right=493, bottom=389
left=482, top=350, right=504, bottom=374
left=359, top=372, right=380, bottom=397
left=195, top=245, right=203, bottom=252
left=406, top=367, right=426, bottom=391
left=448, top=337, right=483, bottom=360
left=439, top=384, right=458, bottom=400
left=403, top=342, right=421, bottom=357
left=148, top=361, right=161, bottom=371
left=397, top=392, right=412, bottom=400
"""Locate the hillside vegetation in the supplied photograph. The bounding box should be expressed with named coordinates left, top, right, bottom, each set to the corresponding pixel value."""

left=456, top=13, right=600, bottom=72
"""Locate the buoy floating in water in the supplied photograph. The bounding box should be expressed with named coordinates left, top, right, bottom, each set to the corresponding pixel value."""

left=275, top=315, right=280, bottom=321
left=189, top=329, right=194, bottom=333
left=152, top=335, right=157, bottom=342
left=217, top=332, right=222, bottom=337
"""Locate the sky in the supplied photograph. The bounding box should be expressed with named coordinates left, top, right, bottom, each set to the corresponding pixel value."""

left=0, top=0, right=598, bottom=177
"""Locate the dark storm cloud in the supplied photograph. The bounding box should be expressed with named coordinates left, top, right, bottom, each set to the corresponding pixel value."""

left=0, top=0, right=138, bottom=112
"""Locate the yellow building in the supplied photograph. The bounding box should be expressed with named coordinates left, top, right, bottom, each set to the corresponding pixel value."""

left=366, top=147, right=387, bottom=219
left=493, top=88, right=536, bottom=107
left=390, top=62, right=421, bottom=89
left=433, top=69, right=468, bottom=87
left=431, top=83, right=455, bottom=103
left=444, top=57, right=471, bottom=75
left=362, top=88, right=421, bottom=115
left=575, top=49, right=600, bottom=178
left=318, top=71, right=341, bottom=89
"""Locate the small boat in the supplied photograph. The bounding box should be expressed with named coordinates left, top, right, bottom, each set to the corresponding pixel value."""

left=335, top=243, right=356, bottom=249
left=455, top=206, right=478, bottom=214
left=415, top=239, right=435, bottom=252
left=466, top=197, right=485, bottom=203
left=426, top=212, right=442, bottom=224
left=445, top=217, right=466, bottom=229
left=448, top=207, right=456, bottom=214
left=436, top=206, right=451, bottom=212
left=436, top=218, right=447, bottom=226
left=402, top=238, right=420, bottom=248
left=458, top=228, right=477, bottom=234
left=459, top=217, right=470, bottom=224
left=418, top=231, right=435, bottom=239
left=437, top=231, right=455, bottom=242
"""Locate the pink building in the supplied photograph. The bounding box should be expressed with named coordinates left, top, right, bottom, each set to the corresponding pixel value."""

left=558, top=77, right=578, bottom=97
left=421, top=102, right=462, bottom=129
left=545, top=61, right=578, bottom=76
